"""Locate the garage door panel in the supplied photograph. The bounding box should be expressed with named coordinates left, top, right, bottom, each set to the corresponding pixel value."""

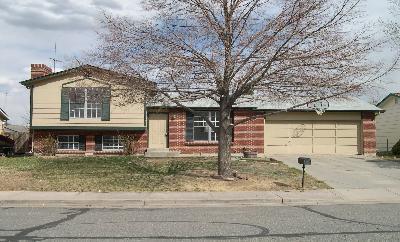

left=336, top=145, right=358, bottom=154
left=314, top=129, right=336, bottom=137
left=336, top=129, right=358, bottom=137
left=314, top=123, right=336, bottom=129
left=289, top=123, right=312, bottom=129
left=289, top=129, right=313, bottom=138
left=336, top=123, right=358, bottom=129
left=337, top=137, right=358, bottom=145
left=289, top=137, right=313, bottom=145
left=313, top=145, right=336, bottom=154
left=314, top=137, right=335, bottom=145
left=265, top=138, right=290, bottom=145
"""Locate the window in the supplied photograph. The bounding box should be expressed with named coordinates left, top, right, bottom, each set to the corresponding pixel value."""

left=102, top=135, right=124, bottom=150
left=57, top=135, right=79, bottom=150
left=69, top=88, right=103, bottom=119
left=193, top=111, right=219, bottom=141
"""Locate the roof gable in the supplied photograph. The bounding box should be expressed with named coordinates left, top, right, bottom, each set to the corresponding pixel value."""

left=20, top=65, right=109, bottom=88
left=376, top=93, right=400, bottom=107
left=0, top=108, right=8, bottom=121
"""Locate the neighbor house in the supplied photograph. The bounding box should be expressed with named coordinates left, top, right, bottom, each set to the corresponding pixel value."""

left=376, top=93, right=400, bottom=152
left=0, top=108, right=8, bottom=135
left=21, top=64, right=380, bottom=156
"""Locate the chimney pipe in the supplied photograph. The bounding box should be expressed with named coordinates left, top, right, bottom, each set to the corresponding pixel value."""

left=31, top=64, right=52, bottom=79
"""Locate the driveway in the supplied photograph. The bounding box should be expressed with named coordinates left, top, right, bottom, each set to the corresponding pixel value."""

left=271, top=154, right=400, bottom=189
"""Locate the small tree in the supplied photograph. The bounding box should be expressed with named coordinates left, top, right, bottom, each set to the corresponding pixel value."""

left=391, top=139, right=400, bottom=156
left=86, top=0, right=388, bottom=178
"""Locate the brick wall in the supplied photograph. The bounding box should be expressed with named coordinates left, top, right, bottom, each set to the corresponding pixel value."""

left=33, top=130, right=147, bottom=155
left=168, top=109, right=264, bottom=155
left=362, top=112, right=376, bottom=155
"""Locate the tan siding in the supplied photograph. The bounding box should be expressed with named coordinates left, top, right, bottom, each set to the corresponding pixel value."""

left=376, top=96, right=400, bottom=152
left=31, top=74, right=145, bottom=128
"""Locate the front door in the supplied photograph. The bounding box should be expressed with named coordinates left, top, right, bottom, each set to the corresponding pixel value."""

left=148, top=113, right=168, bottom=148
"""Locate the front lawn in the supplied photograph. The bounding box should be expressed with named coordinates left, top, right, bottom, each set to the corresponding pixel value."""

left=0, top=156, right=329, bottom=192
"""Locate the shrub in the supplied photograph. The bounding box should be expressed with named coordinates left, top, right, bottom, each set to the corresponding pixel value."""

left=41, top=135, right=57, bottom=156
left=391, top=139, right=400, bottom=156
left=120, top=134, right=136, bottom=155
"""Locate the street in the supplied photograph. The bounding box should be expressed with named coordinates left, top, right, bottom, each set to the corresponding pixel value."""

left=0, top=204, right=399, bottom=241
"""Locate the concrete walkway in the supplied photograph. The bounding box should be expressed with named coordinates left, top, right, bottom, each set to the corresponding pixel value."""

left=271, top=154, right=400, bottom=189
left=0, top=189, right=399, bottom=208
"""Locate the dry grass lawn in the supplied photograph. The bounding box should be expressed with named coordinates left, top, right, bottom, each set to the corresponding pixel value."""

left=0, top=156, right=329, bottom=192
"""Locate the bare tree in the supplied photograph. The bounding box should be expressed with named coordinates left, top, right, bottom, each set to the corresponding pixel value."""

left=386, top=0, right=400, bottom=46
left=87, top=0, right=385, bottom=178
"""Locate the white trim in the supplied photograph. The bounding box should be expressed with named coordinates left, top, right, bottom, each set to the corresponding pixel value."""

left=101, top=135, right=123, bottom=151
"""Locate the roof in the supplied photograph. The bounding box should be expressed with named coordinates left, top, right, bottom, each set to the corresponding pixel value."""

left=148, top=97, right=381, bottom=112
left=20, top=65, right=105, bottom=87
left=4, top=124, right=29, bottom=133
left=0, top=108, right=9, bottom=121
left=376, top=93, right=400, bottom=107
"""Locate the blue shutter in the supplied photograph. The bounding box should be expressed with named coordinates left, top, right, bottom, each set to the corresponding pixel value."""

left=60, top=87, right=70, bottom=121
left=79, top=135, right=86, bottom=151
left=95, top=136, right=103, bottom=151
left=101, top=88, right=111, bottom=121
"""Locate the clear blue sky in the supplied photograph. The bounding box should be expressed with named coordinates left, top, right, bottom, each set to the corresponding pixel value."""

left=0, top=0, right=398, bottom=125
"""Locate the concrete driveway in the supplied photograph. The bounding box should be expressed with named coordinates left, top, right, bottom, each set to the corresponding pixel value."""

left=271, top=154, right=400, bottom=189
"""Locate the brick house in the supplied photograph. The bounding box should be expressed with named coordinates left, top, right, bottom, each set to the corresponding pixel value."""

left=21, top=64, right=380, bottom=156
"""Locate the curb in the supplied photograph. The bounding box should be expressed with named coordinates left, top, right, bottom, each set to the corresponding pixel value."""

left=1, top=198, right=400, bottom=208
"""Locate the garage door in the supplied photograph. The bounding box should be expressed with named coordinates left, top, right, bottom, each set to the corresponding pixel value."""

left=265, top=120, right=360, bottom=154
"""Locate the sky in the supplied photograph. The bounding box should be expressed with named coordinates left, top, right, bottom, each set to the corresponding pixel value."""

left=0, top=0, right=399, bottom=125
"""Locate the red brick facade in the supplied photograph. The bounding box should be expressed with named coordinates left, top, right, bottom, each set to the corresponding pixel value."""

left=33, top=130, right=147, bottom=155
left=168, top=109, right=264, bottom=155
left=361, top=112, right=377, bottom=155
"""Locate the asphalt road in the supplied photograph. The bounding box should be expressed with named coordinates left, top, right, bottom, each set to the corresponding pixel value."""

left=0, top=204, right=399, bottom=241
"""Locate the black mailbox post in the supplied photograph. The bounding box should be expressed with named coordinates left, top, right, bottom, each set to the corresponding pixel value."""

left=298, top=157, right=311, bottom=188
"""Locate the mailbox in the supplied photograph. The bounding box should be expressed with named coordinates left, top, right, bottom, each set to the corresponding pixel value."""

left=298, top=157, right=311, bottom=188
left=298, top=157, right=311, bottom=165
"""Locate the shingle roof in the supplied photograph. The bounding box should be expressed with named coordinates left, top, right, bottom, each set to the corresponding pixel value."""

left=20, top=65, right=103, bottom=87
left=148, top=97, right=381, bottom=112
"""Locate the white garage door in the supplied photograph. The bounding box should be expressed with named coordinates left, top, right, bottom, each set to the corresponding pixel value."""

left=265, top=120, right=360, bottom=154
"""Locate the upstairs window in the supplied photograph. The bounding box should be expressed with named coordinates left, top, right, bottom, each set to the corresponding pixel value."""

left=69, top=88, right=103, bottom=119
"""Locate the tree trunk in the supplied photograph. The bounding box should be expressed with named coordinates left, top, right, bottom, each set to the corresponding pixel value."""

left=218, top=97, right=233, bottom=178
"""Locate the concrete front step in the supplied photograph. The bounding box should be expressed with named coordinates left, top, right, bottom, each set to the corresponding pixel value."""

left=145, top=148, right=180, bottom=158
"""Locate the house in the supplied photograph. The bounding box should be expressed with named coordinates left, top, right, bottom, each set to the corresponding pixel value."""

left=0, top=108, right=8, bottom=135
left=3, top=124, right=31, bottom=154
left=376, top=93, right=400, bottom=152
left=21, top=64, right=380, bottom=156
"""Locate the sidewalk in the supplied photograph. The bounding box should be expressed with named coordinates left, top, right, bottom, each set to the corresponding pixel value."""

left=1, top=188, right=400, bottom=208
